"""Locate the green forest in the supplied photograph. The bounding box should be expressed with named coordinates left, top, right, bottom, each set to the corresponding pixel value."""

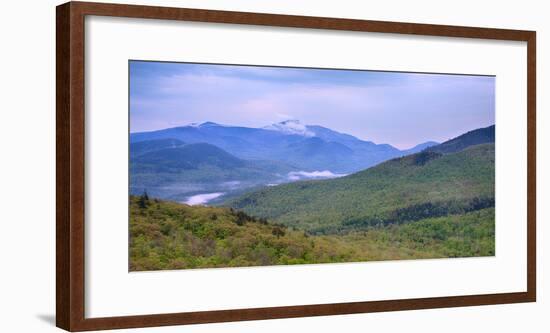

left=129, top=146, right=494, bottom=271
left=130, top=195, right=494, bottom=271
left=228, top=144, right=494, bottom=232
left=130, top=125, right=496, bottom=271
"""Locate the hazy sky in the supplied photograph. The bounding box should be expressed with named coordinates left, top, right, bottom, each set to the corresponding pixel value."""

left=130, top=61, right=495, bottom=149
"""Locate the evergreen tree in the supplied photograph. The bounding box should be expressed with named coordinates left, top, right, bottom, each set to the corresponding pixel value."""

left=138, top=190, right=149, bottom=209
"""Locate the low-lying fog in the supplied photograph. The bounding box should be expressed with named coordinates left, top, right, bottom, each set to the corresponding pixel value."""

left=182, top=170, right=347, bottom=206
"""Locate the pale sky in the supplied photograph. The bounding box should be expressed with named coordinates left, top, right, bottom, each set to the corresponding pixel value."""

left=130, top=60, right=495, bottom=149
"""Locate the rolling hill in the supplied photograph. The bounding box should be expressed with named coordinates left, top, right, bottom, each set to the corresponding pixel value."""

left=130, top=142, right=298, bottom=202
left=132, top=143, right=246, bottom=172
left=130, top=138, right=186, bottom=157
left=228, top=143, right=495, bottom=233
left=129, top=195, right=494, bottom=271
left=129, top=125, right=496, bottom=270
left=426, top=125, right=495, bottom=154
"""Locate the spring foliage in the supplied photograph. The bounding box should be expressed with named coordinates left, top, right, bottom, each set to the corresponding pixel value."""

left=130, top=142, right=495, bottom=271
left=129, top=196, right=494, bottom=271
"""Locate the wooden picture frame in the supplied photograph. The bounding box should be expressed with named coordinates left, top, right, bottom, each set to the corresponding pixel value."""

left=56, top=1, right=536, bottom=331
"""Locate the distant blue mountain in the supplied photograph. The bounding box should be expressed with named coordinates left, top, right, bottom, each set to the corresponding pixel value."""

left=130, top=120, right=436, bottom=173
left=132, top=143, right=245, bottom=172
left=129, top=142, right=298, bottom=201
left=400, top=141, right=439, bottom=156
left=130, top=138, right=185, bottom=157
left=306, top=124, right=394, bottom=152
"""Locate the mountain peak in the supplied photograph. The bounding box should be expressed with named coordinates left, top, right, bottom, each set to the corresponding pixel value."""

left=200, top=121, right=220, bottom=127
left=264, top=119, right=315, bottom=137
left=280, top=119, right=301, bottom=125
left=188, top=121, right=222, bottom=128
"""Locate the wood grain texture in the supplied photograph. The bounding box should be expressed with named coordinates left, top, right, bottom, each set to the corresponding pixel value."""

left=56, top=2, right=71, bottom=330
left=56, top=1, right=536, bottom=331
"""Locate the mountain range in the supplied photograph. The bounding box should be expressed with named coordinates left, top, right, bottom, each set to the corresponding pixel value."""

left=130, top=120, right=438, bottom=173
left=130, top=123, right=496, bottom=270
left=130, top=121, right=494, bottom=205
left=228, top=125, right=495, bottom=233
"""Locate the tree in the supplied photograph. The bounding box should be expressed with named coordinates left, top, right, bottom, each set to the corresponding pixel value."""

left=138, top=190, right=149, bottom=209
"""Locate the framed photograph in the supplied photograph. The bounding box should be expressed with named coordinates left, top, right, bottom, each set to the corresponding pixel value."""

left=56, top=1, right=536, bottom=331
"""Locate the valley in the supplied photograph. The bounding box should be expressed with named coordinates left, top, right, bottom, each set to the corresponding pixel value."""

left=129, top=122, right=495, bottom=270
left=129, top=120, right=439, bottom=203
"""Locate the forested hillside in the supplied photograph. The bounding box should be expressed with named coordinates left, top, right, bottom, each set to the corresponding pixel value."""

left=130, top=125, right=496, bottom=270
left=130, top=142, right=297, bottom=202
left=228, top=143, right=495, bottom=232
left=130, top=195, right=494, bottom=271
left=426, top=125, right=495, bottom=154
